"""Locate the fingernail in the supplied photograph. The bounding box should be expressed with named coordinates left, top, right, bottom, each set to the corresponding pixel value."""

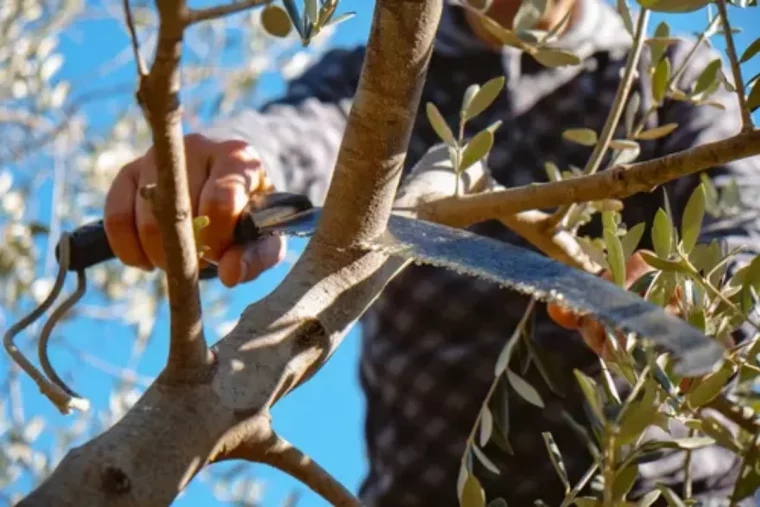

left=238, top=237, right=283, bottom=284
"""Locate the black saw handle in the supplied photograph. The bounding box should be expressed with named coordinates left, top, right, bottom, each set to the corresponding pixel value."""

left=55, top=192, right=313, bottom=280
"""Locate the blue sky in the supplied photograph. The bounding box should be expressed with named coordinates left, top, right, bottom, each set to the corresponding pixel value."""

left=6, top=1, right=760, bottom=506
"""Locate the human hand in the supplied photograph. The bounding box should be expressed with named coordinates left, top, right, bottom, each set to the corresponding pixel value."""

left=104, top=134, right=286, bottom=288
left=547, top=250, right=681, bottom=360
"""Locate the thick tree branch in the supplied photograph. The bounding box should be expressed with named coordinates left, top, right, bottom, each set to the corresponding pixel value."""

left=136, top=0, right=210, bottom=380
left=22, top=1, right=443, bottom=504
left=186, top=0, right=268, bottom=25
left=420, top=129, right=760, bottom=228
left=716, top=0, right=753, bottom=132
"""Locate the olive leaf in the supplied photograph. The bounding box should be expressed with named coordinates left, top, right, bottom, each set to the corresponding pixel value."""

left=731, top=434, right=760, bottom=504
left=479, top=408, right=493, bottom=447
left=621, top=222, right=645, bottom=259
left=426, top=102, right=457, bottom=146
left=740, top=36, right=760, bottom=63
left=617, top=0, right=634, bottom=35
left=680, top=183, right=706, bottom=253
left=507, top=369, right=545, bottom=408
left=652, top=208, right=673, bottom=258
left=685, top=362, right=735, bottom=409
left=542, top=432, right=570, bottom=492
left=605, top=229, right=626, bottom=287
left=562, top=128, right=598, bottom=146
left=574, top=369, right=605, bottom=424
left=461, top=473, right=486, bottom=507
left=692, top=59, right=721, bottom=96
left=649, top=22, right=672, bottom=64
left=748, top=77, right=760, bottom=113
left=532, top=48, right=582, bottom=68
left=463, top=77, right=506, bottom=121
left=462, top=84, right=481, bottom=117
left=652, top=57, right=671, bottom=102
left=472, top=445, right=500, bottom=475
left=634, top=122, right=679, bottom=140
left=460, top=130, right=495, bottom=172
left=513, top=0, right=548, bottom=32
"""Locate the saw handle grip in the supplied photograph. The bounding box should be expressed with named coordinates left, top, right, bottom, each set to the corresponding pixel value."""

left=55, top=192, right=313, bottom=279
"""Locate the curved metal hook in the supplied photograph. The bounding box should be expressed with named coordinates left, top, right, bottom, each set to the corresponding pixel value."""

left=2, top=233, right=89, bottom=413
left=39, top=268, right=87, bottom=401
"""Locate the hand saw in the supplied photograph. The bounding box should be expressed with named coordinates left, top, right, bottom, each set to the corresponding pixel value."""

left=6, top=192, right=725, bottom=412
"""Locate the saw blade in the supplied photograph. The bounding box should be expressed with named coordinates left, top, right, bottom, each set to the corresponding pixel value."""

left=258, top=208, right=724, bottom=376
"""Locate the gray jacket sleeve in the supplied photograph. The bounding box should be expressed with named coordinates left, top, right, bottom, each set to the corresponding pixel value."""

left=653, top=40, right=760, bottom=260
left=202, top=47, right=365, bottom=205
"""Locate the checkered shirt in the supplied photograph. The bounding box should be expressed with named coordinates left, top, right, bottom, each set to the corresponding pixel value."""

left=204, top=1, right=760, bottom=505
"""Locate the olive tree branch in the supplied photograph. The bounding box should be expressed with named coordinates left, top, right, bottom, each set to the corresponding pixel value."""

left=186, top=0, right=269, bottom=25
left=21, top=1, right=444, bottom=504
left=716, top=0, right=753, bottom=132
left=420, top=128, right=760, bottom=228
left=133, top=0, right=210, bottom=380
left=214, top=427, right=360, bottom=507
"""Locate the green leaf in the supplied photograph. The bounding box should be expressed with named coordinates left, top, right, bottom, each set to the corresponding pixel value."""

left=731, top=434, right=760, bottom=504
left=637, top=490, right=661, bottom=507
left=602, top=210, right=618, bottom=233
left=544, top=161, right=562, bottom=181
left=617, top=0, right=634, bottom=34
left=609, top=139, right=640, bottom=151
left=480, top=16, right=529, bottom=50
left=685, top=362, right=735, bottom=409
left=562, top=128, right=598, bottom=146
left=671, top=436, right=716, bottom=449
left=573, top=369, right=605, bottom=424
left=625, top=91, right=640, bottom=135
left=652, top=57, right=671, bottom=102
left=573, top=498, right=601, bottom=507
left=649, top=22, right=672, bottom=64
left=748, top=77, right=760, bottom=113
left=634, top=122, right=679, bottom=140
left=513, top=0, right=548, bottom=32
left=426, top=102, right=457, bottom=147
left=639, top=251, right=691, bottom=274
left=605, top=229, right=626, bottom=287
left=700, top=415, right=743, bottom=453
left=486, top=120, right=503, bottom=134
left=740, top=36, right=760, bottom=63
left=618, top=378, right=660, bottom=445
left=479, top=408, right=493, bottom=447
left=464, top=77, right=506, bottom=121
left=652, top=208, right=673, bottom=258
left=462, top=84, right=481, bottom=117
left=542, top=432, right=570, bottom=492
left=636, top=0, right=711, bottom=13
left=460, top=130, right=495, bottom=173
left=261, top=5, right=293, bottom=37
left=507, top=369, right=545, bottom=408
left=532, top=48, right=582, bottom=67
left=494, top=319, right=522, bottom=376
left=680, top=184, right=706, bottom=253
left=472, top=445, right=500, bottom=475
left=621, top=222, right=646, bottom=259
left=612, top=464, right=639, bottom=501
left=324, top=12, right=355, bottom=28
left=656, top=485, right=686, bottom=507
left=461, top=473, right=486, bottom=507
left=304, top=0, right=319, bottom=24
left=692, top=59, right=721, bottom=96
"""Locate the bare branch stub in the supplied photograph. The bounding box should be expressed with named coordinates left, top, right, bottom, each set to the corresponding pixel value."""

left=122, top=0, right=149, bottom=78
left=137, top=0, right=211, bottom=379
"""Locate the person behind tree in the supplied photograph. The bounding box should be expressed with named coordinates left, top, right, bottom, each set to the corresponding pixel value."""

left=104, top=0, right=760, bottom=504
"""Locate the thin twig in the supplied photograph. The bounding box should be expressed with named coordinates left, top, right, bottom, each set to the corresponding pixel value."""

left=186, top=0, right=269, bottom=25
left=122, top=0, right=149, bottom=77
left=420, top=129, right=760, bottom=228
left=716, top=0, right=753, bottom=131
left=217, top=430, right=360, bottom=507
left=548, top=8, right=650, bottom=228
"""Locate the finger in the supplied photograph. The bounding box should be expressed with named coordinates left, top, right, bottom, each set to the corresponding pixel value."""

left=547, top=303, right=583, bottom=330
left=198, top=141, right=265, bottom=262
left=217, top=235, right=286, bottom=288
left=135, top=135, right=214, bottom=269
left=104, top=159, right=152, bottom=269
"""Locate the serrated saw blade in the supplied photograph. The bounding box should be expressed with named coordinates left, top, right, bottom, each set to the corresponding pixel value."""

left=259, top=207, right=724, bottom=376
